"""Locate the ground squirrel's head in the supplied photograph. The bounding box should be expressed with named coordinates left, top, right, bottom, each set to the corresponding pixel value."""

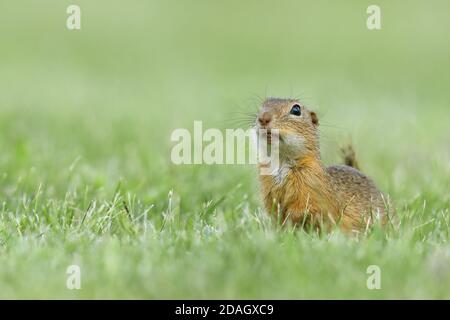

left=255, top=98, right=320, bottom=160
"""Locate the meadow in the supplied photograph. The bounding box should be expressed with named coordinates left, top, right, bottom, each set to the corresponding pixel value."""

left=0, top=1, right=449, bottom=298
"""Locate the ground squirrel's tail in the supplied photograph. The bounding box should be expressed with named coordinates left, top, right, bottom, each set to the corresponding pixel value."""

left=340, top=144, right=360, bottom=170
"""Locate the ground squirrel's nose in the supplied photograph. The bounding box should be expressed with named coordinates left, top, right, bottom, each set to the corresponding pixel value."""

left=258, top=112, right=272, bottom=127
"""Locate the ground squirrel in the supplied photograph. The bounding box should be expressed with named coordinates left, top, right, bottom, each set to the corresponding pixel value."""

left=255, top=98, right=391, bottom=233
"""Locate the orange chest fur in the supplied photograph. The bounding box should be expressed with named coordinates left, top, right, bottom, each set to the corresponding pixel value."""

left=259, top=162, right=340, bottom=221
left=260, top=167, right=323, bottom=214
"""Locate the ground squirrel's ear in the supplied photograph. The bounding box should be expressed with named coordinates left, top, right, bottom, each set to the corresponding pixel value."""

left=310, top=111, right=319, bottom=127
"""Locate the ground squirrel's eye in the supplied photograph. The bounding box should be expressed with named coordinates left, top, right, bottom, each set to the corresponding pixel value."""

left=290, top=104, right=301, bottom=116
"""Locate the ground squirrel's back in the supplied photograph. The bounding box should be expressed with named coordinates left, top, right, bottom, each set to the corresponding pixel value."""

left=326, top=165, right=387, bottom=229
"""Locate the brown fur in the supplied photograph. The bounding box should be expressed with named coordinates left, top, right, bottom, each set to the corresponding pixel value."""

left=341, top=144, right=360, bottom=170
left=256, top=98, right=389, bottom=233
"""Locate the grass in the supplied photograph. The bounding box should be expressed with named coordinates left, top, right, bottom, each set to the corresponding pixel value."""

left=0, top=0, right=449, bottom=299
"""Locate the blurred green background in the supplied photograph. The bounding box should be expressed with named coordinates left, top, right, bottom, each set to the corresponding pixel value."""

left=0, top=0, right=449, bottom=298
